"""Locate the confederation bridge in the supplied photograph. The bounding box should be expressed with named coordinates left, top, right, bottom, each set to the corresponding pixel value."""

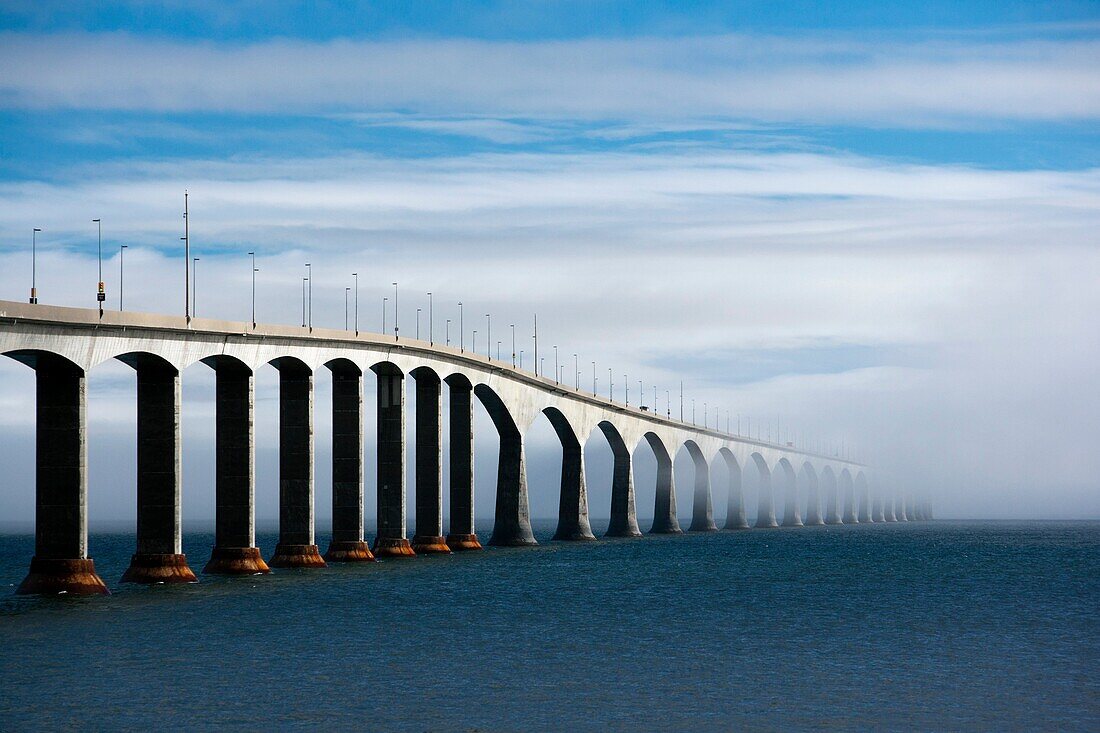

left=0, top=300, right=931, bottom=595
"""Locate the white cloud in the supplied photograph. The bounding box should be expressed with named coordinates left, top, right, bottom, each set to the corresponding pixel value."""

left=1, top=31, right=1097, bottom=124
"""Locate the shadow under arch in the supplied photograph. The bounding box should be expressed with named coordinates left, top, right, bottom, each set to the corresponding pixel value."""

left=684, top=440, right=717, bottom=532
left=597, top=421, right=642, bottom=537
left=855, top=471, right=872, bottom=523
left=839, top=468, right=856, bottom=524
left=367, top=360, right=416, bottom=556
left=443, top=372, right=481, bottom=549
left=2, top=349, right=111, bottom=595
left=717, top=447, right=749, bottom=529
left=751, top=452, right=778, bottom=528
left=543, top=407, right=596, bottom=541
left=820, top=466, right=841, bottom=524
left=645, top=432, right=682, bottom=534
left=474, top=383, right=536, bottom=546
left=800, top=461, right=823, bottom=526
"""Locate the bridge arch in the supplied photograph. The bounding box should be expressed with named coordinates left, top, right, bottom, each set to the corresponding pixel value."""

left=855, top=471, right=871, bottom=523
left=750, top=452, right=778, bottom=528
left=683, top=440, right=717, bottom=532
left=597, top=421, right=642, bottom=537
left=839, top=468, right=856, bottom=523
left=799, top=461, right=823, bottom=526
left=820, top=465, right=840, bottom=524
left=645, top=432, right=681, bottom=534
left=717, top=447, right=748, bottom=529
left=474, top=383, right=535, bottom=546
left=775, top=457, right=801, bottom=527
left=542, top=406, right=595, bottom=541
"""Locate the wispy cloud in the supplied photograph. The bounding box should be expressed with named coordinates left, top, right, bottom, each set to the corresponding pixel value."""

left=2, top=32, right=1097, bottom=125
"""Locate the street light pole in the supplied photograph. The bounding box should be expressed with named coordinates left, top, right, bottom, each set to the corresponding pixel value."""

left=29, top=228, right=41, bottom=304
left=553, top=346, right=558, bottom=384
left=248, top=251, right=256, bottom=326
left=592, top=361, right=596, bottom=393
left=446, top=319, right=451, bottom=346
left=416, top=308, right=421, bottom=339
left=302, top=279, right=308, bottom=327
left=345, top=287, right=351, bottom=331
left=182, top=191, right=189, bottom=321
left=93, top=218, right=105, bottom=314
left=119, top=244, right=128, bottom=311
left=428, top=292, right=433, bottom=345
left=485, top=314, right=491, bottom=358
left=608, top=368, right=612, bottom=400
left=473, top=330, right=478, bottom=355
left=392, top=282, right=398, bottom=339
left=352, top=272, right=358, bottom=335
left=382, top=297, right=387, bottom=334
left=305, top=263, right=312, bottom=330
left=625, top=375, right=628, bottom=406
left=192, top=258, right=200, bottom=318
left=458, top=302, right=464, bottom=352
left=573, top=353, right=578, bottom=390
left=510, top=324, right=515, bottom=367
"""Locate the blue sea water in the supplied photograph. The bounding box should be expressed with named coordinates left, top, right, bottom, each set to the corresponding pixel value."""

left=0, top=520, right=1097, bottom=731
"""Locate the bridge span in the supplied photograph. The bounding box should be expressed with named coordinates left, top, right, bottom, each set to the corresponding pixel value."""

left=0, top=300, right=929, bottom=595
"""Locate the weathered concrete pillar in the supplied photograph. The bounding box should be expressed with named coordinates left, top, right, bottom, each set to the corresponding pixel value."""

left=17, top=355, right=109, bottom=595
left=688, top=453, right=717, bottom=532
left=924, top=501, right=934, bottom=521
left=873, top=490, right=886, bottom=523
left=606, top=443, right=642, bottom=537
left=269, top=361, right=324, bottom=568
left=908, top=496, right=919, bottom=521
left=724, top=460, right=750, bottom=530
left=412, top=370, right=449, bottom=553
left=782, top=470, right=803, bottom=527
left=858, top=485, right=872, bottom=523
left=204, top=359, right=269, bottom=575
left=896, top=492, right=909, bottom=521
left=488, top=430, right=537, bottom=546
left=445, top=379, right=480, bottom=550
left=324, top=365, right=373, bottom=561
left=842, top=480, right=858, bottom=524
left=756, top=470, right=778, bottom=528
left=121, top=357, right=196, bottom=583
left=804, top=472, right=824, bottom=526
left=650, top=447, right=682, bottom=534
left=551, top=425, right=596, bottom=541
left=884, top=492, right=898, bottom=522
left=825, top=477, right=842, bottom=524
left=374, top=368, right=414, bottom=556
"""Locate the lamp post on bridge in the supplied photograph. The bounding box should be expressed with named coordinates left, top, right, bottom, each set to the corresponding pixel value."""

left=248, top=252, right=257, bottom=327
left=192, top=258, right=200, bottom=318
left=119, top=245, right=128, bottom=311
left=510, top=323, right=515, bottom=367
left=608, top=368, right=612, bottom=401
left=446, top=318, right=451, bottom=346
left=573, top=353, right=579, bottom=390
left=458, top=302, right=464, bottom=352
left=305, top=263, right=312, bottom=331
left=473, top=330, right=478, bottom=355
left=416, top=308, right=421, bottom=339
left=485, top=314, right=491, bottom=358
left=382, top=296, right=387, bottom=334
left=428, top=292, right=433, bottom=345
left=92, top=219, right=105, bottom=314
left=624, top=375, right=628, bottom=406
left=29, top=228, right=42, bottom=304
left=346, top=288, right=351, bottom=331
left=392, top=282, right=398, bottom=339
left=592, top=362, right=596, bottom=393
left=352, top=272, right=358, bottom=335
left=553, top=346, right=559, bottom=384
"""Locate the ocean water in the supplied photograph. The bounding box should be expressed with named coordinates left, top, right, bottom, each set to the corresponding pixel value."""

left=0, top=520, right=1096, bottom=731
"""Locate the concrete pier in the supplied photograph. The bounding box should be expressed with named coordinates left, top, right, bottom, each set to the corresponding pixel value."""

left=841, top=473, right=858, bottom=524
left=204, top=358, right=269, bottom=575
left=412, top=369, right=450, bottom=553
left=479, top=385, right=536, bottom=546
left=824, top=471, right=842, bottom=524
left=873, top=492, right=886, bottom=523
left=649, top=436, right=682, bottom=534
left=896, top=493, right=909, bottom=521
left=16, top=354, right=108, bottom=595
left=724, top=456, right=750, bottom=530
left=269, top=360, right=325, bottom=568
left=687, top=446, right=718, bottom=532
left=604, top=425, right=642, bottom=537
left=803, top=469, right=824, bottom=526
left=324, top=363, right=373, bottom=561
left=755, top=467, right=778, bottom=528
left=445, top=377, right=481, bottom=550
left=781, top=464, right=803, bottom=527
left=373, top=365, right=415, bottom=556
left=884, top=492, right=898, bottom=522
left=120, top=356, right=196, bottom=583
left=549, top=410, right=596, bottom=541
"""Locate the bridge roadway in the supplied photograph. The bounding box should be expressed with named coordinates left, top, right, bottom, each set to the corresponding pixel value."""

left=0, top=300, right=929, bottom=595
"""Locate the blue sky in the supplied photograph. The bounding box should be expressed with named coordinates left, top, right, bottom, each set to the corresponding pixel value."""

left=0, top=1, right=1098, bottom=521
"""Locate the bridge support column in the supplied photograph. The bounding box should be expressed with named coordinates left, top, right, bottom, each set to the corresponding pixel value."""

left=873, top=491, right=886, bottom=523
left=270, top=362, right=324, bottom=568
left=606, top=445, right=642, bottom=537
left=325, top=366, right=373, bottom=561
left=121, top=358, right=196, bottom=583
left=17, top=356, right=108, bottom=595
left=552, top=429, right=596, bottom=541
left=688, top=456, right=717, bottom=532
left=756, top=472, right=778, bottom=528
left=896, top=493, right=909, bottom=521
left=489, top=429, right=537, bottom=546
left=650, top=451, right=682, bottom=534
left=374, top=370, right=414, bottom=556
left=804, top=476, right=824, bottom=526
left=205, top=361, right=269, bottom=575
left=825, top=483, right=842, bottom=524
left=725, top=463, right=750, bottom=529
left=884, top=492, right=898, bottom=522
left=412, top=371, right=449, bottom=553
left=842, top=485, right=858, bottom=524
left=858, top=487, right=872, bottom=523
left=445, top=380, right=480, bottom=550
left=782, top=477, right=803, bottom=527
